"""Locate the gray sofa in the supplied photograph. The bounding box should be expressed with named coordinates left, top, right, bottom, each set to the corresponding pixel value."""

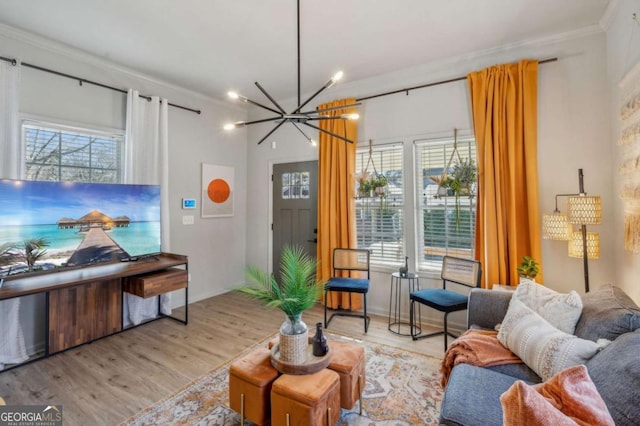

left=439, top=284, right=640, bottom=426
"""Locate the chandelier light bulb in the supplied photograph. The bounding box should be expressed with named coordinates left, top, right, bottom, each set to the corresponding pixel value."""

left=310, top=139, right=317, bottom=147
left=331, top=71, right=344, bottom=83
left=227, top=91, right=239, bottom=100
left=345, top=113, right=359, bottom=120
left=223, top=123, right=235, bottom=131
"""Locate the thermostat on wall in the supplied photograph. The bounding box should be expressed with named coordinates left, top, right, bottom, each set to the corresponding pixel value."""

left=182, top=198, right=196, bottom=209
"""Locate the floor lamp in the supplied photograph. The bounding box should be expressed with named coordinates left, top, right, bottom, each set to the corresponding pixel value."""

left=542, top=169, right=602, bottom=293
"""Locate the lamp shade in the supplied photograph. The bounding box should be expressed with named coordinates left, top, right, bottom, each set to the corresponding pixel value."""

left=568, top=231, right=600, bottom=259
left=567, top=195, right=602, bottom=225
left=542, top=213, right=572, bottom=240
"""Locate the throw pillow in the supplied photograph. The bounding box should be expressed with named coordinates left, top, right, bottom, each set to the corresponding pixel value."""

left=500, top=365, right=615, bottom=426
left=574, top=283, right=640, bottom=342
left=497, top=298, right=609, bottom=381
left=586, top=329, right=640, bottom=425
left=513, top=279, right=582, bottom=334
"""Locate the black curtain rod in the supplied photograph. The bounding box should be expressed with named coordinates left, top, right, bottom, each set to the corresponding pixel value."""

left=356, top=57, right=558, bottom=102
left=0, top=55, right=201, bottom=114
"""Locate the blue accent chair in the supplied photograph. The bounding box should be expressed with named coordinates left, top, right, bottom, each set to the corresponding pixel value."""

left=324, top=248, right=371, bottom=333
left=409, top=256, right=481, bottom=350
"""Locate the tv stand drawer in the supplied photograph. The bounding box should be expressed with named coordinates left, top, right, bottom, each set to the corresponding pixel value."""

left=124, top=268, right=187, bottom=298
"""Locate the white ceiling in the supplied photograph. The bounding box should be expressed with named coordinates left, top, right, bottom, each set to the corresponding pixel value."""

left=0, top=0, right=610, bottom=102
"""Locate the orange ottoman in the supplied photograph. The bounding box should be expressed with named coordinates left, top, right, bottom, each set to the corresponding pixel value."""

left=271, top=369, right=341, bottom=426
left=327, top=341, right=366, bottom=414
left=229, top=347, right=279, bottom=425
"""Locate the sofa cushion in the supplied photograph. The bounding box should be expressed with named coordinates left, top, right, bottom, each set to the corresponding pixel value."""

left=586, top=329, right=640, bottom=425
left=513, top=279, right=582, bottom=334
left=574, top=284, right=640, bottom=342
left=498, top=298, right=609, bottom=381
left=439, top=363, right=529, bottom=426
left=487, top=362, right=541, bottom=384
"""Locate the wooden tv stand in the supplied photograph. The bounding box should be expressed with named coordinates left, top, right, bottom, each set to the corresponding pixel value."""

left=0, top=252, right=188, bottom=369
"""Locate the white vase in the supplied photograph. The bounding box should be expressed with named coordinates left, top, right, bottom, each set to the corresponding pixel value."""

left=279, top=313, right=308, bottom=364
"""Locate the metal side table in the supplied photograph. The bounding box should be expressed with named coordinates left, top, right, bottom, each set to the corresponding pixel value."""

left=388, top=272, right=421, bottom=336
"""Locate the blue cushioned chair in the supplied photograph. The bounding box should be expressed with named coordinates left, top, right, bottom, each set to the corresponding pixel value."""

left=409, top=256, right=481, bottom=350
left=324, top=248, right=371, bottom=333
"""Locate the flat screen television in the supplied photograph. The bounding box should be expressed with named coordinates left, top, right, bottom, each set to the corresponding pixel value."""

left=0, top=179, right=161, bottom=277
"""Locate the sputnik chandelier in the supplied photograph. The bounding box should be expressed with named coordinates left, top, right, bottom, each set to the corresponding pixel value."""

left=223, top=0, right=359, bottom=145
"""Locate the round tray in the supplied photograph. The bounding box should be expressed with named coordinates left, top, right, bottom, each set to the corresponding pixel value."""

left=270, top=342, right=331, bottom=375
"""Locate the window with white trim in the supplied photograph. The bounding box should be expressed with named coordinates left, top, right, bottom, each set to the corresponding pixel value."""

left=23, top=121, right=123, bottom=183
left=415, top=137, right=477, bottom=271
left=355, top=143, right=404, bottom=266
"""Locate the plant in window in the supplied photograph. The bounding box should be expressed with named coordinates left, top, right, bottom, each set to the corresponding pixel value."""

left=355, top=171, right=372, bottom=198
left=371, top=173, right=388, bottom=197
left=429, top=175, right=451, bottom=197
left=441, top=158, right=477, bottom=227
left=517, top=256, right=539, bottom=280
left=450, top=158, right=477, bottom=196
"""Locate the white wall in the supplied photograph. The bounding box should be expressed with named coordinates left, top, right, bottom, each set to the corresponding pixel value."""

left=605, top=0, right=640, bottom=304
left=0, top=24, right=249, bottom=352
left=245, top=28, right=615, bottom=329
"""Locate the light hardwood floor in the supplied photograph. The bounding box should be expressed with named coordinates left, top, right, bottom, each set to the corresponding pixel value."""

left=0, top=291, right=445, bottom=425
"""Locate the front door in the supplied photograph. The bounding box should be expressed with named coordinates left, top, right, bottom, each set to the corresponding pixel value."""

left=272, top=161, right=318, bottom=276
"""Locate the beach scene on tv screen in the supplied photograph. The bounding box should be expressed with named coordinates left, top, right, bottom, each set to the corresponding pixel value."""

left=0, top=180, right=161, bottom=276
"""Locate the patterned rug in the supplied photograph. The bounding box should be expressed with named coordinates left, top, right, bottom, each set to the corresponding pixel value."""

left=122, top=333, right=444, bottom=425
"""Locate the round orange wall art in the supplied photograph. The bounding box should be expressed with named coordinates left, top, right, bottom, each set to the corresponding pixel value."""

left=207, top=179, right=231, bottom=203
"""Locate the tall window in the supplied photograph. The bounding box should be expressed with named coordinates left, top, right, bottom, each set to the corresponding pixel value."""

left=23, top=121, right=123, bottom=183
left=355, top=143, right=404, bottom=266
left=415, top=137, right=477, bottom=271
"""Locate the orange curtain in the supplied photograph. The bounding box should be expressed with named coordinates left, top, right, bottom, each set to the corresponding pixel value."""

left=467, top=60, right=542, bottom=288
left=317, top=98, right=360, bottom=309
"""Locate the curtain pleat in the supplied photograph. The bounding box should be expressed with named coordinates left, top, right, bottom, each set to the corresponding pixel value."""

left=0, top=60, right=22, bottom=179
left=123, top=89, right=172, bottom=325
left=467, top=60, right=542, bottom=288
left=317, top=98, right=360, bottom=309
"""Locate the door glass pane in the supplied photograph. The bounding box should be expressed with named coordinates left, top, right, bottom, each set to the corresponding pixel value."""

left=281, top=171, right=311, bottom=200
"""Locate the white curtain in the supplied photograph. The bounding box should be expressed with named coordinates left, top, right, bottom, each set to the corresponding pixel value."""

left=123, top=89, right=172, bottom=326
left=0, top=59, right=22, bottom=178
left=0, top=59, right=28, bottom=369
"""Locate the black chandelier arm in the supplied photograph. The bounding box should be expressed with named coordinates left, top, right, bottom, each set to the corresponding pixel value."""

left=243, top=115, right=285, bottom=126
left=292, top=78, right=335, bottom=114
left=299, top=102, right=361, bottom=116
left=257, top=120, right=288, bottom=145
left=254, top=81, right=287, bottom=114
left=243, top=95, right=283, bottom=116
left=303, top=122, right=354, bottom=144
left=306, top=116, right=349, bottom=121
left=291, top=121, right=313, bottom=142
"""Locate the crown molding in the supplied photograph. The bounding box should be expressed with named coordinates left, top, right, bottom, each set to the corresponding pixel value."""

left=458, top=24, right=605, bottom=62
left=600, top=0, right=620, bottom=31
left=0, top=22, right=232, bottom=109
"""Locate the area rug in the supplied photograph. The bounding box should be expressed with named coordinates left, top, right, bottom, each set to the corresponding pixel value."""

left=122, top=333, right=444, bottom=425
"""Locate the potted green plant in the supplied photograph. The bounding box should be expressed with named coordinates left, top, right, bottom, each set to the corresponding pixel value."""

left=441, top=158, right=477, bottom=227
left=450, top=158, right=476, bottom=196
left=355, top=171, right=372, bottom=198
left=371, top=173, right=388, bottom=197
left=517, top=256, right=539, bottom=281
left=237, top=245, right=324, bottom=364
